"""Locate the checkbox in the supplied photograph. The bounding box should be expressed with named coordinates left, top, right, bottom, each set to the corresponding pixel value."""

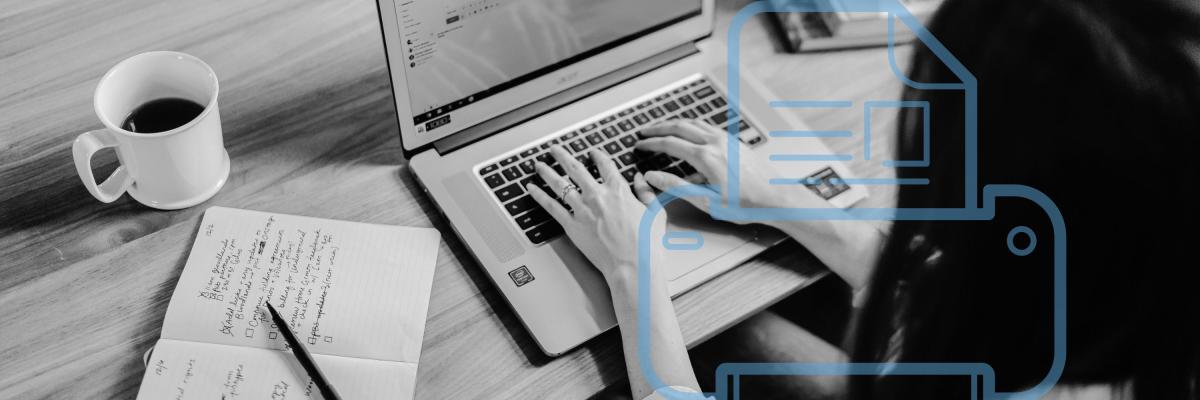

left=269, top=332, right=278, bottom=339
left=308, top=337, right=317, bottom=345
left=244, top=328, right=255, bottom=338
left=324, top=336, right=333, bottom=343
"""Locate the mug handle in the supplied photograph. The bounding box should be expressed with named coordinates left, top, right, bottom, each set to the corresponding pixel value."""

left=72, top=129, right=133, bottom=203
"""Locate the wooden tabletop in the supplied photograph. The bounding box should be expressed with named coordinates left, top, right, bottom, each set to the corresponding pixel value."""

left=0, top=0, right=906, bottom=398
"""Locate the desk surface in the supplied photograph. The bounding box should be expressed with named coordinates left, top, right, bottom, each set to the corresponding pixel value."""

left=0, top=0, right=905, bottom=398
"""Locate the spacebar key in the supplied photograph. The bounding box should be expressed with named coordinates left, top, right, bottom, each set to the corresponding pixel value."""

left=525, top=221, right=563, bottom=244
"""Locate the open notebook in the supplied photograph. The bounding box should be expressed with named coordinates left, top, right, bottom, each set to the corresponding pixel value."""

left=137, top=207, right=441, bottom=399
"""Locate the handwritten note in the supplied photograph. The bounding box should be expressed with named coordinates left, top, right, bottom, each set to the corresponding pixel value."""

left=137, top=207, right=439, bottom=399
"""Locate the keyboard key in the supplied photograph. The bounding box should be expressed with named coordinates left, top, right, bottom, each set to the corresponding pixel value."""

left=540, top=142, right=551, bottom=150
left=484, top=173, right=504, bottom=188
left=663, top=101, right=680, bottom=112
left=600, top=115, right=616, bottom=124
left=522, top=174, right=548, bottom=191
left=480, top=164, right=499, bottom=175
left=618, top=120, right=635, bottom=132
left=602, top=126, right=619, bottom=138
left=664, top=166, right=686, bottom=177
left=654, top=93, right=670, bottom=102
left=520, top=147, right=538, bottom=158
left=618, top=152, right=636, bottom=166
left=536, top=153, right=554, bottom=164
left=710, top=111, right=728, bottom=125
left=681, top=110, right=698, bottom=119
left=604, top=142, right=622, bottom=155
left=494, top=183, right=523, bottom=202
left=553, top=164, right=566, bottom=176
left=581, top=123, right=597, bottom=133
left=636, top=100, right=652, bottom=109
left=739, top=120, right=751, bottom=131
left=635, top=161, right=654, bottom=173
left=525, top=221, right=563, bottom=244
left=696, top=103, right=713, bottom=115
left=619, top=135, right=637, bottom=148
left=505, top=196, right=537, bottom=215
left=679, top=162, right=697, bottom=176
left=499, top=155, right=519, bottom=166
left=618, top=108, right=635, bottom=117
left=648, top=107, right=665, bottom=119
left=710, top=97, right=727, bottom=108
left=560, top=131, right=578, bottom=141
left=503, top=166, right=523, bottom=181
left=569, top=139, right=587, bottom=152
left=679, top=95, right=694, bottom=105
left=519, top=159, right=536, bottom=174
left=633, top=114, right=650, bottom=125
left=586, top=132, right=603, bottom=145
left=514, top=208, right=551, bottom=229
left=694, top=86, right=715, bottom=99
left=621, top=168, right=637, bottom=182
left=650, top=154, right=672, bottom=169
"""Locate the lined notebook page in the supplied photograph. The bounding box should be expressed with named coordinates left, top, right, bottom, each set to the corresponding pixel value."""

left=138, top=339, right=416, bottom=399
left=160, top=206, right=441, bottom=362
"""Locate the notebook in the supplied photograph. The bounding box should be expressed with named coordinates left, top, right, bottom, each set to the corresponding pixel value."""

left=136, top=207, right=442, bottom=399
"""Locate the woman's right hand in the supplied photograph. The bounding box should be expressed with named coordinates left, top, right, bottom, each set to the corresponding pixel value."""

left=637, top=120, right=883, bottom=290
left=635, top=120, right=834, bottom=218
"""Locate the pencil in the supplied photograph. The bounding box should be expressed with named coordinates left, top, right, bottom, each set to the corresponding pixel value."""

left=266, top=302, right=343, bottom=400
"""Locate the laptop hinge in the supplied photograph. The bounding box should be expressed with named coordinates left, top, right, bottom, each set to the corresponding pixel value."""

left=433, top=43, right=699, bottom=155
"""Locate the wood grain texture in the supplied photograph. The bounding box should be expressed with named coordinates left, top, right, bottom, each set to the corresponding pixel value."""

left=0, top=0, right=905, bottom=398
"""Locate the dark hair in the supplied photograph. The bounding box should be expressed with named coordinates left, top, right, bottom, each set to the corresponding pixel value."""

left=850, top=0, right=1200, bottom=398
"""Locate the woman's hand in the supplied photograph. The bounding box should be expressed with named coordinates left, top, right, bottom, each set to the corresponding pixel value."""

left=527, top=147, right=699, bottom=399
left=635, top=120, right=833, bottom=218
left=525, top=146, right=665, bottom=283
left=636, top=120, right=884, bottom=290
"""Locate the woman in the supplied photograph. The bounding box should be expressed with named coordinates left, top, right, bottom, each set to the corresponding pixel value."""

left=524, top=0, right=1200, bottom=398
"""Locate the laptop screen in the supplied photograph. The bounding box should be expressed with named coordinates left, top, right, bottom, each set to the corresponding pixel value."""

left=388, top=0, right=702, bottom=140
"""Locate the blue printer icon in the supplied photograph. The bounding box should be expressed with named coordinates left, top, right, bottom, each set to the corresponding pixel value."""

left=632, top=1, right=1068, bottom=399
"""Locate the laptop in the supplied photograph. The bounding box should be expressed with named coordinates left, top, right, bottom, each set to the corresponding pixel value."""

left=375, top=0, right=866, bottom=355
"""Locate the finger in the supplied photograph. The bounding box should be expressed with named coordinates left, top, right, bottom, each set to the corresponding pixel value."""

left=636, top=136, right=705, bottom=159
left=645, top=170, right=713, bottom=210
left=638, top=135, right=728, bottom=181
left=635, top=136, right=720, bottom=178
left=590, top=149, right=621, bottom=185
left=526, top=183, right=572, bottom=222
left=551, top=146, right=599, bottom=193
left=536, top=162, right=581, bottom=209
left=632, top=172, right=657, bottom=205
left=641, top=120, right=711, bottom=144
left=536, top=162, right=570, bottom=195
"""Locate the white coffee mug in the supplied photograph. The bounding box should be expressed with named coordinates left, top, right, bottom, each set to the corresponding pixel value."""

left=72, top=51, right=230, bottom=210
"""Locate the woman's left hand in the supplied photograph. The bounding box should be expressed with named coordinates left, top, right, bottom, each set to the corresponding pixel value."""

left=525, top=147, right=665, bottom=283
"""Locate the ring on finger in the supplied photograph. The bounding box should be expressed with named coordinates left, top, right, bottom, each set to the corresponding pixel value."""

left=560, top=183, right=581, bottom=200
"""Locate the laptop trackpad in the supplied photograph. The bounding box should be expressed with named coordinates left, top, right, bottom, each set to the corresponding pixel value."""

left=660, top=200, right=759, bottom=282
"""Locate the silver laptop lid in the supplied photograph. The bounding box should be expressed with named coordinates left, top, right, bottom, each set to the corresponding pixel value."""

left=376, top=0, right=714, bottom=152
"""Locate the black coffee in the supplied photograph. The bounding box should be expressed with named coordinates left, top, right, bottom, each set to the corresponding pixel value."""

left=121, top=98, right=205, bottom=134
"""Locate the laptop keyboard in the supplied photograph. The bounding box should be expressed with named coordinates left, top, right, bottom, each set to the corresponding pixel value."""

left=477, top=77, right=760, bottom=245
